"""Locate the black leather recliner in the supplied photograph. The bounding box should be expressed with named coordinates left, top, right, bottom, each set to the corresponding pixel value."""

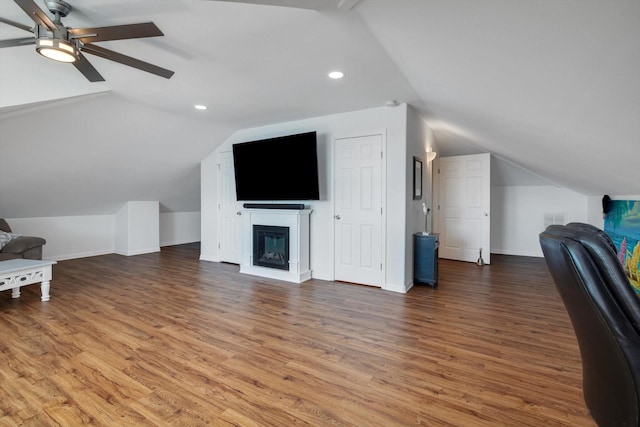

left=540, top=223, right=640, bottom=426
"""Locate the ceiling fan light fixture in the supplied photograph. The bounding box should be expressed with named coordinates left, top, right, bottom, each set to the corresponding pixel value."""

left=36, top=38, right=78, bottom=63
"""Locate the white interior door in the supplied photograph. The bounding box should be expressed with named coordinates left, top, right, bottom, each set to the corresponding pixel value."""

left=334, top=134, right=383, bottom=287
left=435, top=153, right=490, bottom=264
left=217, top=151, right=242, bottom=264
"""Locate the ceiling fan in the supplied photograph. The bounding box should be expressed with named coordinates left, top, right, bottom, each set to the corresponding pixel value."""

left=0, top=0, right=174, bottom=82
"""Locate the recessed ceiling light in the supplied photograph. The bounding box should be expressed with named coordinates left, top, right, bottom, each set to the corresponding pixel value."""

left=328, top=71, right=345, bottom=79
left=194, top=105, right=207, bottom=110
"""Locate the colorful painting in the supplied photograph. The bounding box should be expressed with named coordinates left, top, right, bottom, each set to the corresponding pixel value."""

left=604, top=200, right=640, bottom=294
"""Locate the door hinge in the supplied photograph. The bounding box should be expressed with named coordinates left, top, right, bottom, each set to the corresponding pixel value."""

left=437, top=168, right=440, bottom=174
left=218, top=242, right=221, bottom=249
left=381, top=151, right=383, bottom=159
left=380, top=207, right=383, bottom=215
left=380, top=263, right=383, bottom=270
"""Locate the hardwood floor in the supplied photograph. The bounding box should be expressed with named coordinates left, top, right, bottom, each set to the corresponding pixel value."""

left=0, top=244, right=595, bottom=426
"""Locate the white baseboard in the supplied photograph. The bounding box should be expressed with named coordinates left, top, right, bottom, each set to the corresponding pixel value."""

left=405, top=281, right=414, bottom=293
left=199, top=254, right=220, bottom=262
left=47, top=242, right=198, bottom=261
left=490, top=248, right=543, bottom=258
left=115, top=247, right=161, bottom=256
left=382, top=282, right=408, bottom=293
left=160, top=239, right=200, bottom=247
left=47, top=249, right=114, bottom=262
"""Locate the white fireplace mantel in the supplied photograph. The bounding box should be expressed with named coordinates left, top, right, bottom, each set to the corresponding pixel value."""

left=240, top=208, right=312, bottom=283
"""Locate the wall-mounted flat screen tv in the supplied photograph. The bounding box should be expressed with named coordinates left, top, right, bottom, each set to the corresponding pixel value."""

left=232, top=131, right=320, bottom=201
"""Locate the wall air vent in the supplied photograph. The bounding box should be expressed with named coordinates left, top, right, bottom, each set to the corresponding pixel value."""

left=543, top=212, right=567, bottom=230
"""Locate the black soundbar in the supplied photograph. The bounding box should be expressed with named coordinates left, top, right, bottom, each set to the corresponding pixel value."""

left=243, top=203, right=305, bottom=210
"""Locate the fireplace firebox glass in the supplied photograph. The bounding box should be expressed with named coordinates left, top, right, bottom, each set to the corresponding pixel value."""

left=253, top=225, right=290, bottom=270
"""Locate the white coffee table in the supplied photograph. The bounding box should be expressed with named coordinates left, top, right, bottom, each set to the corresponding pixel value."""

left=0, top=259, right=57, bottom=301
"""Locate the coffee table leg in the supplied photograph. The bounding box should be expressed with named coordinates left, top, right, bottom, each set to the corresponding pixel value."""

left=11, top=287, right=20, bottom=299
left=41, top=281, right=50, bottom=302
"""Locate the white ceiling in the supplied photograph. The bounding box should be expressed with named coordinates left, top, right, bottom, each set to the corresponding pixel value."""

left=0, top=0, right=638, bottom=217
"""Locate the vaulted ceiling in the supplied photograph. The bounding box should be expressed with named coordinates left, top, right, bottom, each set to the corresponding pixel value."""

left=1, top=0, right=638, bottom=218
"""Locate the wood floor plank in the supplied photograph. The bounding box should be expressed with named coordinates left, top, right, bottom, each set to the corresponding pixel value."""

left=0, top=244, right=596, bottom=426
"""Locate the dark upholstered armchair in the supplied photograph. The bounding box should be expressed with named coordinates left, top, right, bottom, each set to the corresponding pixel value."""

left=540, top=223, right=640, bottom=427
left=0, top=219, right=46, bottom=261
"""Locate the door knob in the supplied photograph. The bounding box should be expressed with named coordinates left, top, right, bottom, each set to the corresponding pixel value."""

left=335, top=215, right=341, bottom=220
left=237, top=211, right=242, bottom=215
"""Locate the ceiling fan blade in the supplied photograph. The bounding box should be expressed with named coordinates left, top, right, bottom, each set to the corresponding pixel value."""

left=81, top=43, right=174, bottom=79
left=0, top=16, right=33, bottom=32
left=73, top=52, right=105, bottom=82
left=0, top=37, right=35, bottom=48
left=13, top=0, right=56, bottom=31
left=68, top=22, right=163, bottom=44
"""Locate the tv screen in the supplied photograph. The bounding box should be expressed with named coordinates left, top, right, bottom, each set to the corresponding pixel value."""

left=232, top=131, right=320, bottom=201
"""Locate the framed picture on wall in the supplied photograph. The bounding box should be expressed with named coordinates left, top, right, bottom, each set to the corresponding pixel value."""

left=413, top=156, right=423, bottom=200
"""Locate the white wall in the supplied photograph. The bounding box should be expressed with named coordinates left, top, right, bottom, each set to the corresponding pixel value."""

left=405, top=106, right=435, bottom=290
left=6, top=210, right=200, bottom=261
left=160, top=212, right=201, bottom=247
left=586, top=195, right=605, bottom=228
left=491, top=185, right=588, bottom=257
left=115, top=201, right=160, bottom=256
left=7, top=215, right=115, bottom=261
left=201, top=104, right=412, bottom=292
